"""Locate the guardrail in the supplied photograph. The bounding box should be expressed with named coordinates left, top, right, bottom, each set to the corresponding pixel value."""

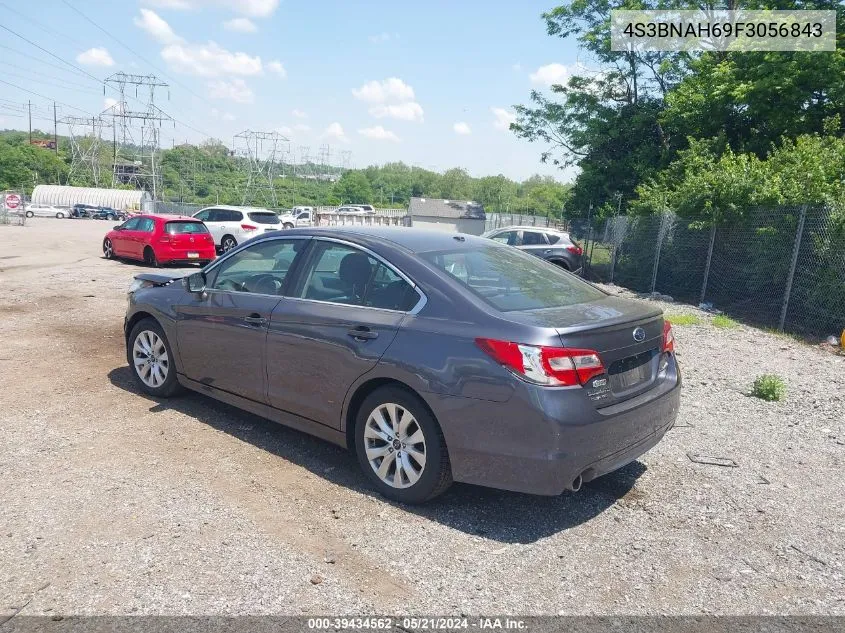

left=317, top=213, right=410, bottom=227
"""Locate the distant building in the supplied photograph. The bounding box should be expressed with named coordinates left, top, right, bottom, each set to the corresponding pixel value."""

left=30, top=139, right=56, bottom=150
left=31, top=185, right=152, bottom=211
left=407, top=197, right=486, bottom=235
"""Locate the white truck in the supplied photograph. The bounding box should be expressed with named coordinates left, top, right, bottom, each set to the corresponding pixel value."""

left=279, top=206, right=314, bottom=228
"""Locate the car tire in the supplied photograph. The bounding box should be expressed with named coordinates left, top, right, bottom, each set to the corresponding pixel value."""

left=127, top=318, right=183, bottom=398
left=221, top=235, right=237, bottom=252
left=550, top=259, right=570, bottom=271
left=25, top=210, right=34, bottom=218
left=283, top=222, right=294, bottom=229
left=103, top=238, right=114, bottom=259
left=144, top=246, right=160, bottom=268
left=56, top=212, right=64, bottom=219
left=354, top=386, right=452, bottom=504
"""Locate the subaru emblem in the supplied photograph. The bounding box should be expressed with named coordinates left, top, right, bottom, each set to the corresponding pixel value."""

left=633, top=327, right=646, bottom=342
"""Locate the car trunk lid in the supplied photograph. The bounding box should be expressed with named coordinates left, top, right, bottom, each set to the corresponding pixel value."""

left=505, top=296, right=665, bottom=406
left=164, top=221, right=214, bottom=253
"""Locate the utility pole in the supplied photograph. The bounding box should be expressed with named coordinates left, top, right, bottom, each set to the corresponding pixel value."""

left=53, top=102, right=58, bottom=155
left=27, top=100, right=32, bottom=144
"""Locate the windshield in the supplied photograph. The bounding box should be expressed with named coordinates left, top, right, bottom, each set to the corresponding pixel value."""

left=165, top=221, right=209, bottom=234
left=421, top=245, right=604, bottom=312
left=248, top=212, right=280, bottom=224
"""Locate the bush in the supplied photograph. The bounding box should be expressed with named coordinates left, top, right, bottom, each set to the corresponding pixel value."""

left=666, top=314, right=701, bottom=325
left=751, top=374, right=786, bottom=401
left=713, top=315, right=739, bottom=329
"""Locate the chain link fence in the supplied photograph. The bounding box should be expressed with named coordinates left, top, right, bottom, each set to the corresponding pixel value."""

left=577, top=206, right=844, bottom=339
left=485, top=213, right=560, bottom=232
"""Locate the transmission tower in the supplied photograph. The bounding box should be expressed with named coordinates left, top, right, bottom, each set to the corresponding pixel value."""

left=298, top=145, right=312, bottom=181
left=232, top=130, right=289, bottom=207
left=340, top=150, right=352, bottom=172
left=62, top=115, right=112, bottom=187
left=103, top=73, right=172, bottom=199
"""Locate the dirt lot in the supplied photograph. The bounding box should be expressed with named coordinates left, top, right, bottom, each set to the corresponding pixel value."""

left=1, top=218, right=843, bottom=616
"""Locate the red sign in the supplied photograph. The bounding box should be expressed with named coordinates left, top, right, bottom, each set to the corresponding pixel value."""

left=4, top=194, right=21, bottom=209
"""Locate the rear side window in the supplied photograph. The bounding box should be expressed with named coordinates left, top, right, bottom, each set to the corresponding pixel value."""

left=422, top=245, right=605, bottom=312
left=227, top=210, right=244, bottom=222
left=137, top=218, right=155, bottom=232
left=546, top=233, right=561, bottom=245
left=522, top=231, right=547, bottom=245
left=248, top=212, right=280, bottom=224
left=166, top=221, right=209, bottom=234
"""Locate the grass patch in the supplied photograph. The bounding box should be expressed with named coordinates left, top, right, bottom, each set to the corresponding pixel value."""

left=751, top=374, right=787, bottom=402
left=665, top=313, right=701, bottom=326
left=713, top=315, right=740, bottom=329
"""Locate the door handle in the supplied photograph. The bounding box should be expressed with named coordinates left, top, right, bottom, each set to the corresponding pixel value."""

left=347, top=326, right=379, bottom=341
left=544, top=249, right=552, bottom=253
left=244, top=314, right=267, bottom=326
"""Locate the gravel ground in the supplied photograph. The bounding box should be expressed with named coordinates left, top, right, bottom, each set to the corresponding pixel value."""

left=1, top=219, right=843, bottom=617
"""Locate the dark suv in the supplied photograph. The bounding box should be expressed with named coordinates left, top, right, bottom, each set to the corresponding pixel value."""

left=482, top=226, right=583, bottom=273
left=70, top=203, right=98, bottom=219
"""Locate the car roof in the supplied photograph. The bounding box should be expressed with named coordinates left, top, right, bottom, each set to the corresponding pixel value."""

left=137, top=214, right=200, bottom=221
left=488, top=225, right=567, bottom=233
left=199, top=204, right=272, bottom=212
left=279, top=225, right=494, bottom=254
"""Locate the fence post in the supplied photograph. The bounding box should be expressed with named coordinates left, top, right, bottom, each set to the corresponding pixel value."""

left=699, top=224, right=717, bottom=305
left=778, top=205, right=808, bottom=332
left=650, top=213, right=668, bottom=294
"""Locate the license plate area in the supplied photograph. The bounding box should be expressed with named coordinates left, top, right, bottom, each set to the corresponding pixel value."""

left=187, top=252, right=199, bottom=258
left=608, top=349, right=657, bottom=392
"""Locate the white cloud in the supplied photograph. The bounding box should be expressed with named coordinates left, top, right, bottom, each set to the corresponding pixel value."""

left=76, top=47, right=115, bottom=67
left=321, top=122, right=348, bottom=143
left=529, top=63, right=571, bottom=87
left=142, top=0, right=279, bottom=18
left=103, top=97, right=123, bottom=113
left=358, top=126, right=400, bottom=142
left=276, top=122, right=310, bottom=136
left=369, top=102, right=423, bottom=122
left=453, top=122, right=471, bottom=135
left=223, top=17, right=258, bottom=33
left=162, top=41, right=263, bottom=77
left=292, top=109, right=307, bottom=119
left=134, top=9, right=182, bottom=44
left=368, top=32, right=399, bottom=43
left=210, top=108, right=236, bottom=121
left=491, top=107, right=516, bottom=131
left=352, top=77, right=415, bottom=104
left=208, top=78, right=255, bottom=104
left=267, top=60, right=287, bottom=78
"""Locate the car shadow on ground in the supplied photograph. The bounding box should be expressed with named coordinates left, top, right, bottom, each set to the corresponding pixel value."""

left=108, top=366, right=646, bottom=544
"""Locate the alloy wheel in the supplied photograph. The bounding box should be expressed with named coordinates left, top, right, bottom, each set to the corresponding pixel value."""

left=222, top=237, right=237, bottom=252
left=103, top=239, right=113, bottom=259
left=364, top=402, right=427, bottom=489
left=132, top=330, right=169, bottom=389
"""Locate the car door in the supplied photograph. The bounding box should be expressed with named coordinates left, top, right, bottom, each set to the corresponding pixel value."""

left=519, top=229, right=550, bottom=259
left=266, top=239, right=420, bottom=428
left=112, top=217, right=140, bottom=256
left=174, top=237, right=309, bottom=403
left=133, top=217, right=157, bottom=259
left=295, top=211, right=311, bottom=226
left=488, top=229, right=519, bottom=246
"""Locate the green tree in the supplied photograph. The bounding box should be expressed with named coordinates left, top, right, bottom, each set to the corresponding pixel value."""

left=332, top=170, right=374, bottom=204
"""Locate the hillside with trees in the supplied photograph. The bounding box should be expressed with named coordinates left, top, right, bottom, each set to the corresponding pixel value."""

left=0, top=130, right=571, bottom=216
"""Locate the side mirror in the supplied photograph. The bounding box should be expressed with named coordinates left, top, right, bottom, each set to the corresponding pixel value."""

left=186, top=271, right=206, bottom=293
left=113, top=225, right=123, bottom=230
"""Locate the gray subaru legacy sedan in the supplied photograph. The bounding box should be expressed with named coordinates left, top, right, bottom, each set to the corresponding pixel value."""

left=124, top=226, right=680, bottom=504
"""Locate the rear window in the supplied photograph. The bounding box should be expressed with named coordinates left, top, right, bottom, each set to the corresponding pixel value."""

left=421, top=245, right=605, bottom=312
left=248, top=212, right=280, bottom=224
left=166, top=221, right=209, bottom=234
left=547, top=233, right=561, bottom=245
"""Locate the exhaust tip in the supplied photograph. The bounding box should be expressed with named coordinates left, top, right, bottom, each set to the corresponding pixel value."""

left=570, top=474, right=583, bottom=493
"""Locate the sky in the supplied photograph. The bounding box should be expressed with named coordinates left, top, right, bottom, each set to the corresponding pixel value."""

left=0, top=0, right=582, bottom=181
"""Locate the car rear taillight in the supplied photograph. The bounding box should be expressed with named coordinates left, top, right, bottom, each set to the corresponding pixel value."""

left=566, top=244, right=583, bottom=256
left=241, top=224, right=258, bottom=231
left=475, top=338, right=604, bottom=387
left=662, top=320, right=675, bottom=353
left=158, top=236, right=171, bottom=244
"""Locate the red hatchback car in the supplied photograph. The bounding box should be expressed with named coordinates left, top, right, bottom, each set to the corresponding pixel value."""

left=103, top=214, right=216, bottom=267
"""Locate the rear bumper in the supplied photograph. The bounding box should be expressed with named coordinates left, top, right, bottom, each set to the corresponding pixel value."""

left=156, top=246, right=216, bottom=264
left=430, top=359, right=681, bottom=496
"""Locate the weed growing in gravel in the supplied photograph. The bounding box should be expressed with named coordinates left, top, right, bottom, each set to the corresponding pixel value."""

left=713, top=315, right=740, bottom=329
left=666, top=314, right=701, bottom=326
left=751, top=374, right=787, bottom=401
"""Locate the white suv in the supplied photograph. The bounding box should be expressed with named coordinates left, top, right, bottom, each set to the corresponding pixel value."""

left=193, top=205, right=281, bottom=252
left=278, top=207, right=313, bottom=228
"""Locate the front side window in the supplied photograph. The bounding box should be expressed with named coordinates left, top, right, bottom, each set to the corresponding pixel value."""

left=208, top=239, right=306, bottom=295
left=121, top=218, right=141, bottom=231
left=422, top=245, right=605, bottom=312
left=299, top=242, right=418, bottom=311
left=490, top=230, right=519, bottom=246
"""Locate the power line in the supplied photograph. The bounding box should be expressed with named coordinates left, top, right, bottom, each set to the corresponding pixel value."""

left=0, top=66, right=103, bottom=96
left=0, top=44, right=98, bottom=82
left=0, top=1, right=92, bottom=51
left=0, top=24, right=105, bottom=85
left=0, top=78, right=94, bottom=117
